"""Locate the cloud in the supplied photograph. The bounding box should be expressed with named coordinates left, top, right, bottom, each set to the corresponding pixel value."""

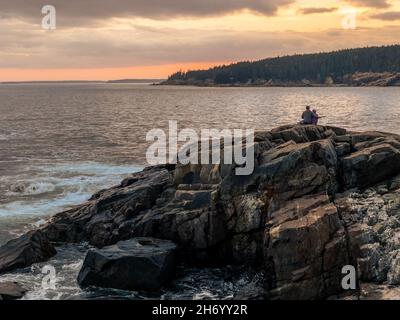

left=1, top=16, right=399, bottom=71
left=0, top=2, right=399, bottom=74
left=370, top=11, right=400, bottom=20
left=298, top=7, right=337, bottom=15
left=344, top=0, right=391, bottom=8
left=0, top=0, right=295, bottom=24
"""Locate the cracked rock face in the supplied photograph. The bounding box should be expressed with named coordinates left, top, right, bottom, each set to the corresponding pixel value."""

left=265, top=194, right=348, bottom=299
left=3, top=124, right=400, bottom=299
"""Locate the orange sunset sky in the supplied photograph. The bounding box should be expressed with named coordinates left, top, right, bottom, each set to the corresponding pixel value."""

left=1, top=0, right=400, bottom=81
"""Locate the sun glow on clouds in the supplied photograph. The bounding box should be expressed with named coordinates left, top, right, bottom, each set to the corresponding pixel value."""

left=1, top=0, right=400, bottom=81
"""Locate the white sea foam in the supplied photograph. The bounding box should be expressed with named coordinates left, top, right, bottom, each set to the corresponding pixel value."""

left=0, top=192, right=90, bottom=217
left=0, top=162, right=141, bottom=218
left=7, top=181, right=56, bottom=196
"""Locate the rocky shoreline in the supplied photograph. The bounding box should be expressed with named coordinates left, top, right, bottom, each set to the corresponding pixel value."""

left=162, top=72, right=400, bottom=87
left=2, top=124, right=400, bottom=300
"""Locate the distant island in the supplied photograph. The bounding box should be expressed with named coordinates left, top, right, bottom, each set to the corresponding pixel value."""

left=107, top=79, right=165, bottom=84
left=163, top=44, right=400, bottom=87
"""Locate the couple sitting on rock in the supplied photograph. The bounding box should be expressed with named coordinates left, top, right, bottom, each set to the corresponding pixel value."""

left=301, top=106, right=323, bottom=125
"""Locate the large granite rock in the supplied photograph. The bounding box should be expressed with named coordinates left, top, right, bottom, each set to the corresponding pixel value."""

left=0, top=230, right=56, bottom=274
left=265, top=195, right=349, bottom=299
left=5, top=124, right=400, bottom=299
left=0, top=282, right=26, bottom=300
left=341, top=142, right=400, bottom=188
left=77, top=238, right=177, bottom=291
left=42, top=166, right=174, bottom=248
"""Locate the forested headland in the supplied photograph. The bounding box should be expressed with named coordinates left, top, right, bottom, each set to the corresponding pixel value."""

left=164, top=45, right=400, bottom=86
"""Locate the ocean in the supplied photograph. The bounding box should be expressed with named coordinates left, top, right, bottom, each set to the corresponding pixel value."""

left=1, top=83, right=399, bottom=299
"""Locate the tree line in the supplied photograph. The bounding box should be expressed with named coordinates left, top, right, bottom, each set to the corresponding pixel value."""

left=167, top=45, right=400, bottom=85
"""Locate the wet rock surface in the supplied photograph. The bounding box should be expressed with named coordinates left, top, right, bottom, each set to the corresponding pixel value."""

left=3, top=124, right=400, bottom=299
left=78, top=238, right=177, bottom=291
left=0, top=281, right=26, bottom=300
left=0, top=230, right=56, bottom=274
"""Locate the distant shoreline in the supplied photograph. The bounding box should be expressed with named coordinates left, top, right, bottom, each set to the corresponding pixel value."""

left=0, top=79, right=165, bottom=85
left=160, top=71, right=400, bottom=87
left=157, top=82, right=400, bottom=88
left=2, top=80, right=400, bottom=87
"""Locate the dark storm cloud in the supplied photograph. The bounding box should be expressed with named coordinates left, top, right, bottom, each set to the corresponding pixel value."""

left=344, top=0, right=391, bottom=8
left=0, top=0, right=295, bottom=22
left=370, top=11, right=400, bottom=20
left=298, top=7, right=337, bottom=15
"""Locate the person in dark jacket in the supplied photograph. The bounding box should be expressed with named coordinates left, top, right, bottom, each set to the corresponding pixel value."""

left=301, top=106, right=313, bottom=124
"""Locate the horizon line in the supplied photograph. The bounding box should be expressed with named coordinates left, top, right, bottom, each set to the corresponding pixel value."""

left=0, top=78, right=167, bottom=84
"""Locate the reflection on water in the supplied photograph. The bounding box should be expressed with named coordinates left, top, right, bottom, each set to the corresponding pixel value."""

left=1, top=84, right=400, bottom=170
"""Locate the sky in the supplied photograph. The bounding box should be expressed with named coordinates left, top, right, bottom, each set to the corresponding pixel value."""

left=1, top=0, right=400, bottom=81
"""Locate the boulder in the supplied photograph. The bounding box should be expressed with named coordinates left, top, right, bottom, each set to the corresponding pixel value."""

left=341, top=143, right=400, bottom=188
left=255, top=139, right=338, bottom=201
left=269, top=125, right=345, bottom=143
left=0, top=282, right=26, bottom=300
left=265, top=195, right=349, bottom=299
left=335, top=142, right=351, bottom=157
left=77, top=238, right=177, bottom=291
left=0, top=230, right=56, bottom=274
left=41, top=167, right=173, bottom=247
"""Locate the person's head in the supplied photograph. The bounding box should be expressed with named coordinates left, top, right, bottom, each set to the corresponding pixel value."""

left=306, top=106, right=310, bottom=110
left=312, top=109, right=317, bottom=113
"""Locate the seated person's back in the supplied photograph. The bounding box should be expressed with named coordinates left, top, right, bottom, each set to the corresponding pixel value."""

left=302, top=107, right=313, bottom=124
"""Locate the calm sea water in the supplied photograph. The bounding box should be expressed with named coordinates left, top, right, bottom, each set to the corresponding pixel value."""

left=0, top=83, right=399, bottom=299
